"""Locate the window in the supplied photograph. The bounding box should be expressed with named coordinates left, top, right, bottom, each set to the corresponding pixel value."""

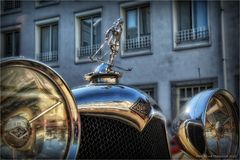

left=126, top=6, right=150, bottom=50
left=177, top=84, right=213, bottom=110
left=120, top=2, right=151, bottom=56
left=141, top=87, right=155, bottom=99
left=39, top=23, right=58, bottom=62
left=171, top=78, right=217, bottom=119
left=2, top=30, right=20, bottom=57
left=1, top=0, right=20, bottom=14
left=173, top=0, right=210, bottom=49
left=75, top=8, right=102, bottom=63
left=133, top=84, right=157, bottom=102
left=79, top=15, right=101, bottom=58
left=35, top=17, right=59, bottom=64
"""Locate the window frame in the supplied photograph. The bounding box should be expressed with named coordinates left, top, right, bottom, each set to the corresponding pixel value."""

left=35, top=17, right=59, bottom=66
left=0, top=24, right=21, bottom=58
left=172, top=0, right=211, bottom=50
left=74, top=8, right=102, bottom=64
left=171, top=78, right=218, bottom=120
left=120, top=1, right=152, bottom=58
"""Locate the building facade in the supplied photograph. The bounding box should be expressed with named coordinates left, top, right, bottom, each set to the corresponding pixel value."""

left=0, top=0, right=239, bottom=122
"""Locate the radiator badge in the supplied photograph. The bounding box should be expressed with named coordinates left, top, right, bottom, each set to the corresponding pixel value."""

left=130, top=98, right=151, bottom=119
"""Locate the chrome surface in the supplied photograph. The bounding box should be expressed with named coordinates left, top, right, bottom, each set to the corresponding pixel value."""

left=173, top=89, right=239, bottom=159
left=0, top=58, right=80, bottom=159
left=205, top=94, right=238, bottom=157
left=89, top=18, right=132, bottom=72
left=84, top=63, right=121, bottom=84
left=73, top=83, right=165, bottom=132
left=73, top=82, right=171, bottom=158
left=105, top=18, right=123, bottom=66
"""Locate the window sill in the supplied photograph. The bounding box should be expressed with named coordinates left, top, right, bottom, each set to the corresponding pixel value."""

left=121, top=48, right=152, bottom=58
left=40, top=61, right=59, bottom=68
left=173, top=40, right=211, bottom=51
left=35, top=1, right=60, bottom=9
left=0, top=9, right=21, bottom=16
left=75, top=58, right=94, bottom=64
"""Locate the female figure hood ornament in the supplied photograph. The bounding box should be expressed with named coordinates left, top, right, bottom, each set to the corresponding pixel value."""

left=105, top=18, right=123, bottom=66
left=86, top=18, right=131, bottom=83
left=89, top=18, right=131, bottom=73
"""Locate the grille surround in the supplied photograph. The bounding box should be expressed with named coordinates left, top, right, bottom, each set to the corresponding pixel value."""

left=78, top=115, right=170, bottom=159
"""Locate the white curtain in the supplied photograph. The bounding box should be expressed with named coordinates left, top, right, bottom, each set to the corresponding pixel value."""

left=41, top=26, right=50, bottom=56
left=93, top=16, right=101, bottom=45
left=178, top=1, right=192, bottom=30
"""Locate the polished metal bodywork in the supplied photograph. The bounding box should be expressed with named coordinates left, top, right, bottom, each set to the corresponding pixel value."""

left=73, top=83, right=165, bottom=132
left=72, top=76, right=171, bottom=158
left=173, top=89, right=239, bottom=159
left=0, top=58, right=80, bottom=159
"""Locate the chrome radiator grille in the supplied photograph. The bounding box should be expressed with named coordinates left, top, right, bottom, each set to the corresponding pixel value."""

left=78, top=115, right=170, bottom=159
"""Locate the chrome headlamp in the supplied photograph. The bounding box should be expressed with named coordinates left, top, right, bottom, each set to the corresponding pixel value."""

left=173, top=89, right=239, bottom=159
left=0, top=58, right=80, bottom=159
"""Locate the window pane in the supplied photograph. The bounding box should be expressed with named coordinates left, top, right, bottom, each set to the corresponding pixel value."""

left=81, top=18, right=91, bottom=46
left=41, top=26, right=50, bottom=53
left=14, top=31, right=20, bottom=56
left=194, top=0, right=208, bottom=28
left=193, top=87, right=199, bottom=95
left=143, top=88, right=154, bottom=98
left=52, top=24, right=58, bottom=52
left=93, top=16, right=101, bottom=45
left=180, top=88, right=185, bottom=98
left=207, top=85, right=212, bottom=89
left=126, top=9, right=138, bottom=39
left=140, top=6, right=150, bottom=36
left=180, top=100, right=187, bottom=110
left=200, top=86, right=206, bottom=91
left=186, top=87, right=192, bottom=97
left=178, top=0, right=192, bottom=30
left=5, top=33, right=13, bottom=57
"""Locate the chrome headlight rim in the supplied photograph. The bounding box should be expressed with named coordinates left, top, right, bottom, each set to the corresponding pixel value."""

left=173, top=88, right=239, bottom=159
left=203, top=89, right=239, bottom=158
left=0, top=58, right=81, bottom=159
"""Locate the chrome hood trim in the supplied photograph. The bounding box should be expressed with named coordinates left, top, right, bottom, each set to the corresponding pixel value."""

left=72, top=84, right=165, bottom=131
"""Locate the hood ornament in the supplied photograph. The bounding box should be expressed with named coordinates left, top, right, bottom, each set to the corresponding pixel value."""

left=89, top=18, right=132, bottom=73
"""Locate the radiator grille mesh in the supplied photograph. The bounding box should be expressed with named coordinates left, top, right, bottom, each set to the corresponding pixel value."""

left=78, top=115, right=170, bottom=159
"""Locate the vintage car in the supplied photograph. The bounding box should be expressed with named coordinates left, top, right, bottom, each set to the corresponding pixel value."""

left=0, top=57, right=239, bottom=159
left=0, top=19, right=239, bottom=159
